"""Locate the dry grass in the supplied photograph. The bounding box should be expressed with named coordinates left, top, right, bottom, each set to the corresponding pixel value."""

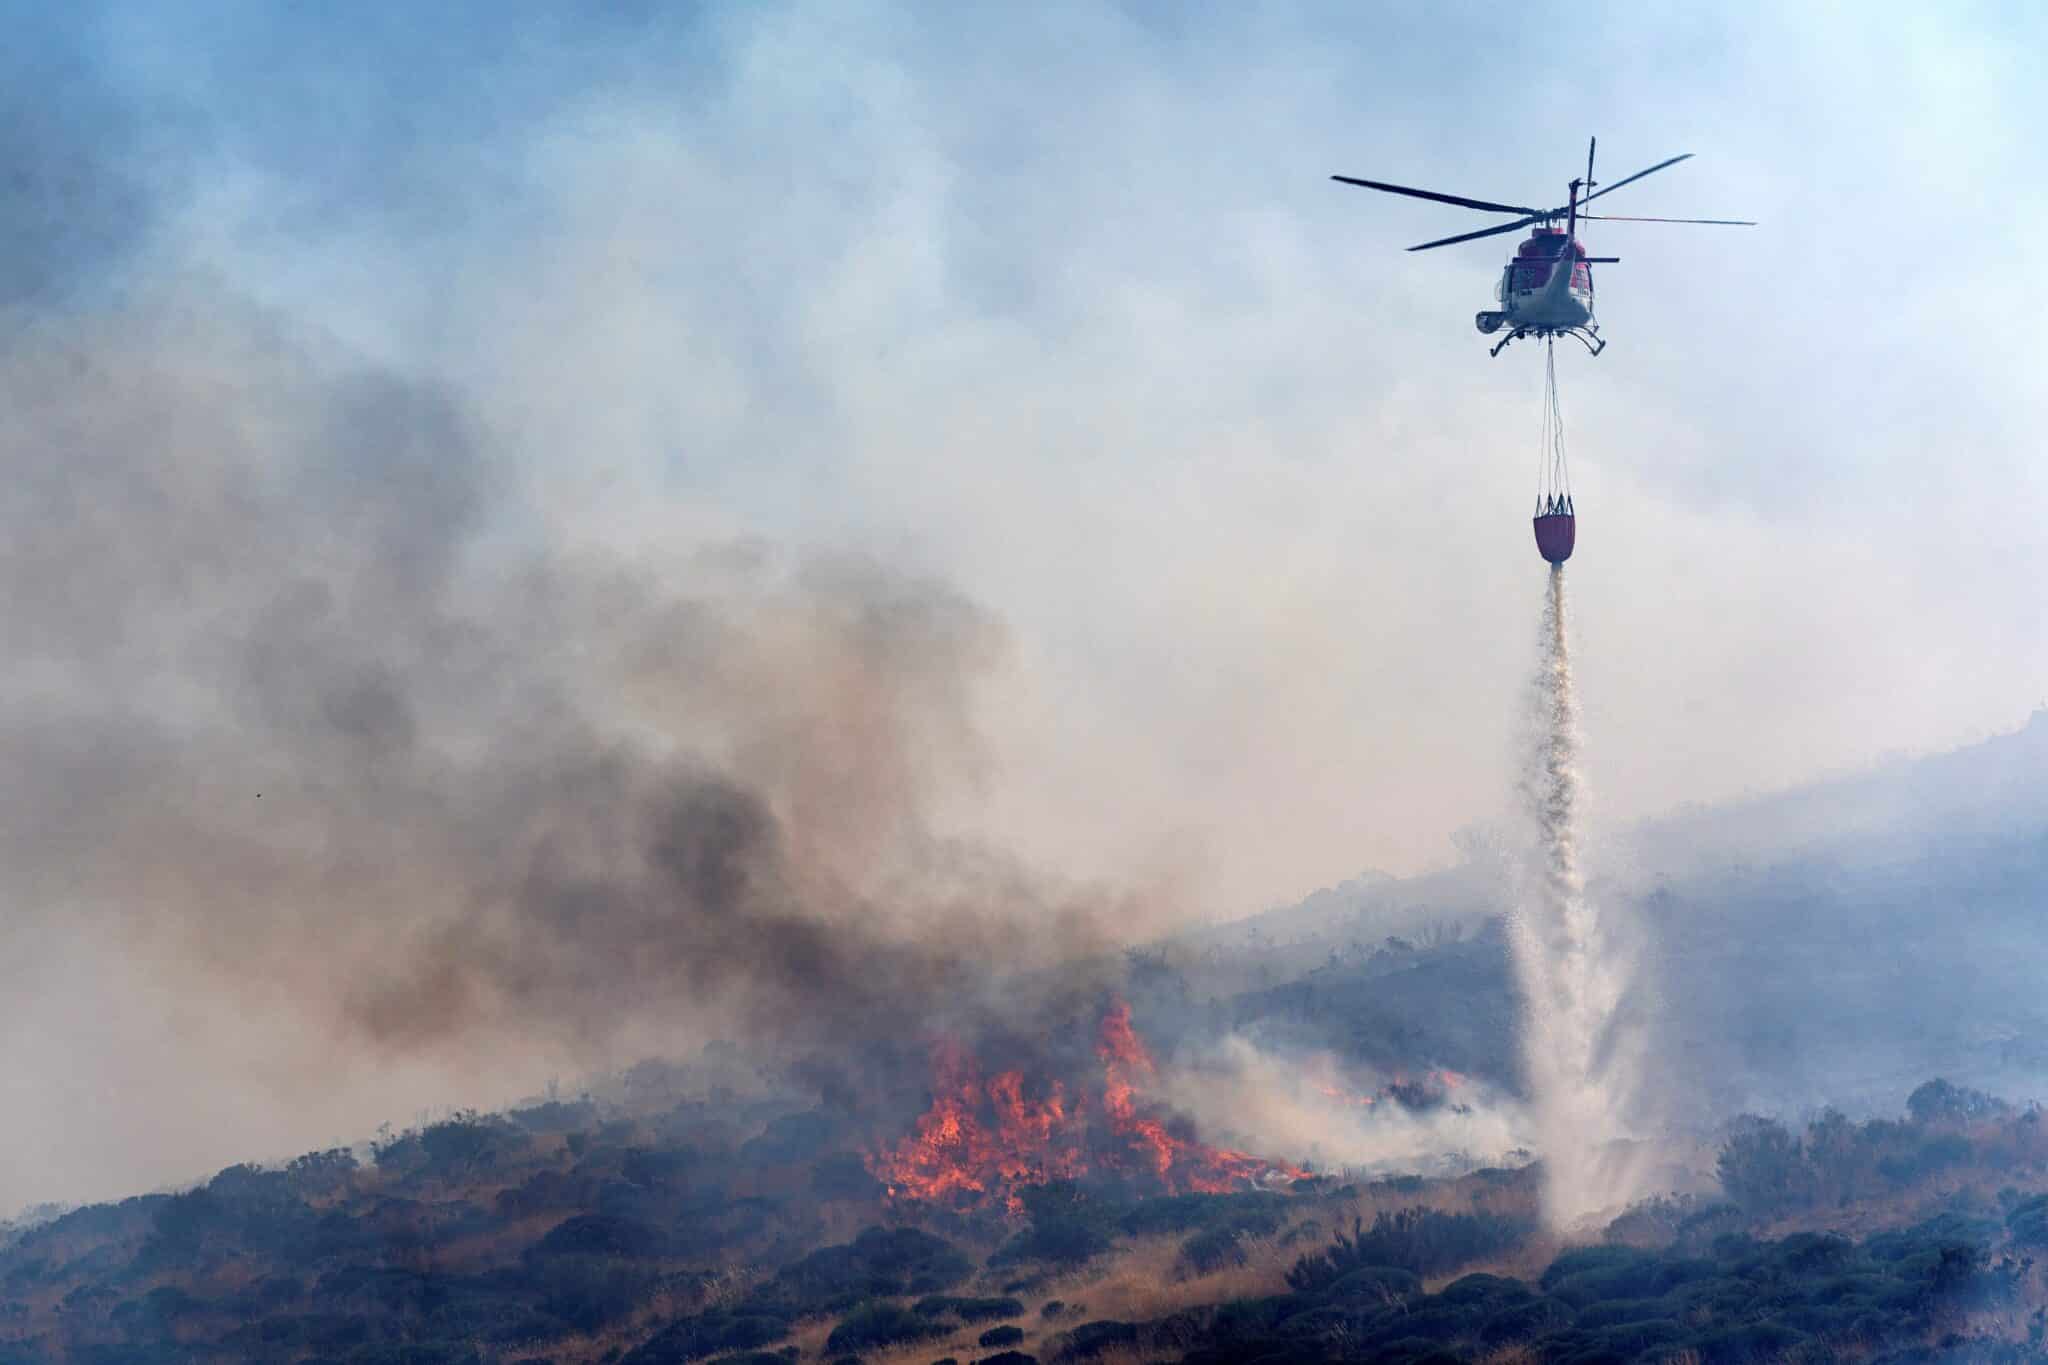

left=1054, top=1232, right=1298, bottom=1319
left=429, top=1209, right=568, bottom=1271
left=795, top=1224, right=1317, bottom=1365
left=1325, top=1167, right=1542, bottom=1228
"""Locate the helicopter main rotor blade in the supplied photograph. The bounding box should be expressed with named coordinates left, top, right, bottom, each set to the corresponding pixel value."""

left=1330, top=175, right=1544, bottom=217
left=1407, top=214, right=1547, bottom=252
left=1579, top=213, right=1756, bottom=225
left=1579, top=153, right=1692, bottom=205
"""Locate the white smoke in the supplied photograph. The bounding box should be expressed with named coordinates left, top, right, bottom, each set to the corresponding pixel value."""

left=1510, top=565, right=1655, bottom=1229
left=1159, top=1036, right=1532, bottom=1179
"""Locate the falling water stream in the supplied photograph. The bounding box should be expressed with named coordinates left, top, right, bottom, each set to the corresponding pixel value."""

left=1510, top=565, right=1644, bottom=1230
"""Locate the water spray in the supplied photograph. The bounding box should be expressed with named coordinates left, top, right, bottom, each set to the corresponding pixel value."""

left=1510, top=348, right=1643, bottom=1230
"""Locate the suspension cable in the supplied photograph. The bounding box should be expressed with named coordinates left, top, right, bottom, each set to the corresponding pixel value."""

left=1534, top=338, right=1572, bottom=514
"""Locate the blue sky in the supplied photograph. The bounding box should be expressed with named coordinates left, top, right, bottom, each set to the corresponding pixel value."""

left=3, top=0, right=2046, bottom=1203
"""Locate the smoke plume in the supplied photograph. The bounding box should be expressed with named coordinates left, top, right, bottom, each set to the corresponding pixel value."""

left=0, top=279, right=1155, bottom=1199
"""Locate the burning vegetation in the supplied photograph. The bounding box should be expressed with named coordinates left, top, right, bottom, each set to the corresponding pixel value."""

left=868, top=1000, right=1307, bottom=1210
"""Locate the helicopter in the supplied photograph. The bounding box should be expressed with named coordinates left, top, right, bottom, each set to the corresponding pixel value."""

left=1332, top=138, right=1753, bottom=356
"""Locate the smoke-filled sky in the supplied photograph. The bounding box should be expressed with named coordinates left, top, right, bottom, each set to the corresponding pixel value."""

left=3, top=2, right=2045, bottom=1207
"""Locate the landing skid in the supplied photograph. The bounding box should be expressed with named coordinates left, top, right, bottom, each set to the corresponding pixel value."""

left=1489, top=325, right=1606, bottom=358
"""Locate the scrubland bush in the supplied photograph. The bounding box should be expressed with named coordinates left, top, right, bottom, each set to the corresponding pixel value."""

left=1284, top=1206, right=1533, bottom=1292
left=825, top=1300, right=947, bottom=1353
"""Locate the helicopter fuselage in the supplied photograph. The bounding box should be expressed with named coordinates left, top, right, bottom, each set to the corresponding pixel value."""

left=1477, top=228, right=1592, bottom=330
left=1473, top=226, right=1604, bottom=354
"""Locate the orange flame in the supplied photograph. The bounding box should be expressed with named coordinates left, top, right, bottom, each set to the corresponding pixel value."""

left=870, top=1000, right=1305, bottom=1210
left=866, top=1044, right=1088, bottom=1211
left=1316, top=1082, right=1377, bottom=1108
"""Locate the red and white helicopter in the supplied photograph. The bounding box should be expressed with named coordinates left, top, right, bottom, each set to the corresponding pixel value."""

left=1332, top=139, right=1752, bottom=356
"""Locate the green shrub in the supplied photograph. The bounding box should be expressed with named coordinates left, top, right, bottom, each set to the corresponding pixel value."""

left=1773, top=1230, right=1855, bottom=1273
left=1477, top=1295, right=1573, bottom=1346
left=991, top=1185, right=1117, bottom=1269
left=1572, top=1297, right=1671, bottom=1329
left=1285, top=1207, right=1532, bottom=1292
left=1716, top=1116, right=1813, bottom=1213
left=1691, top=1320, right=1808, bottom=1363
left=1907, top=1079, right=2008, bottom=1126
left=1582, top=1319, right=1686, bottom=1358
left=1276, top=1303, right=1373, bottom=1341
left=1878, top=1134, right=1973, bottom=1187
left=761, top=1227, right=973, bottom=1312
left=530, top=1254, right=656, bottom=1333
left=825, top=1302, right=946, bottom=1354
left=913, top=1296, right=1023, bottom=1323
left=339, top=1346, right=483, bottom=1365
left=1367, top=1337, right=1459, bottom=1364
left=1047, top=1320, right=1137, bottom=1361
left=618, top=1308, right=790, bottom=1364
left=2006, top=1194, right=2048, bottom=1247
left=1179, top=1227, right=1249, bottom=1276
left=1360, top=1305, right=1477, bottom=1348
left=528, top=1214, right=665, bottom=1260
left=1324, top=1266, right=1422, bottom=1305
left=1431, top=1273, right=1531, bottom=1311
left=413, top=1113, right=521, bottom=1177
left=1551, top=1254, right=1716, bottom=1308
left=990, top=1220, right=1111, bottom=1269
left=1118, top=1192, right=1285, bottom=1238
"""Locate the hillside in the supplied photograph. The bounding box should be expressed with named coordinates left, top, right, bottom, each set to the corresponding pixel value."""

left=6, top=716, right=2047, bottom=1364
left=5, top=1076, right=2048, bottom=1363
left=1182, top=709, right=2048, bottom=1124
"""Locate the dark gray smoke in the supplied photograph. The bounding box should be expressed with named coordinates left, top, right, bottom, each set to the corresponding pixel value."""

left=0, top=25, right=1161, bottom=1206
left=0, top=277, right=1129, bottom=1090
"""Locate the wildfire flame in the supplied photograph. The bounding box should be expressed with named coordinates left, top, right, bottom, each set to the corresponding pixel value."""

left=863, top=1045, right=1089, bottom=1210
left=869, top=1000, right=1305, bottom=1210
